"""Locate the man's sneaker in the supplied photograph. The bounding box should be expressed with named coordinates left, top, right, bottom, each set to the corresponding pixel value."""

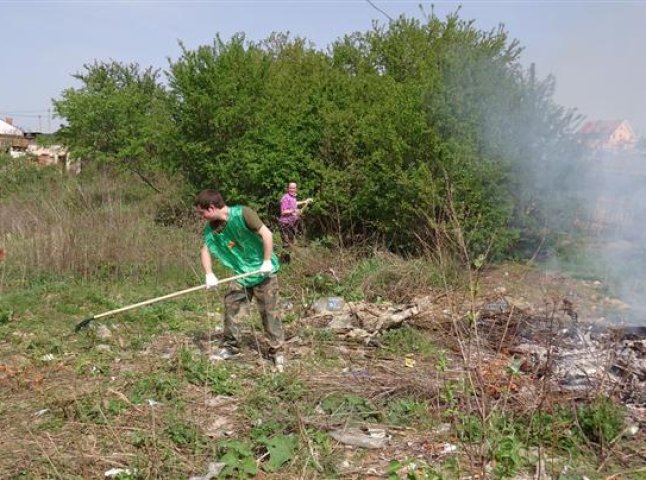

left=209, top=345, right=240, bottom=361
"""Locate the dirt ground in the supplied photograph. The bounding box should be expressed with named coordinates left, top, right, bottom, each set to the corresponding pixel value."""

left=1, top=263, right=644, bottom=479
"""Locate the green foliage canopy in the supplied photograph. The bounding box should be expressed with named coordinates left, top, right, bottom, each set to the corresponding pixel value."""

left=53, top=11, right=581, bottom=258
left=53, top=61, right=173, bottom=178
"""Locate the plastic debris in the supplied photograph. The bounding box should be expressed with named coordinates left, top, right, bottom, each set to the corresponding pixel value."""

left=105, top=468, right=136, bottom=478
left=205, top=416, right=234, bottom=438
left=273, top=354, right=285, bottom=373
left=205, top=395, right=233, bottom=408
left=404, top=356, right=416, bottom=368
left=189, top=462, right=226, bottom=480
left=329, top=427, right=389, bottom=449
left=96, top=324, right=112, bottom=340
left=312, top=296, right=345, bottom=314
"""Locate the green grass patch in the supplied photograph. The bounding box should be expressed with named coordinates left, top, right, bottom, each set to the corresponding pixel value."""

left=72, top=394, right=130, bottom=424
left=129, top=373, right=182, bottom=404
left=383, top=397, right=433, bottom=427
left=174, top=347, right=237, bottom=395
left=320, top=392, right=381, bottom=422
left=164, top=416, right=209, bottom=452
left=378, top=326, right=438, bottom=358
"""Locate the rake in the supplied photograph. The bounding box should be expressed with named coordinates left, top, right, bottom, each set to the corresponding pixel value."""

left=74, top=270, right=262, bottom=332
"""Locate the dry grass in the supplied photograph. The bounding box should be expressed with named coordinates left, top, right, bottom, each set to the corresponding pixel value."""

left=0, top=169, right=201, bottom=288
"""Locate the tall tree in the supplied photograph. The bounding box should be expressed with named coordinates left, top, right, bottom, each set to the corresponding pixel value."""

left=54, top=61, right=173, bottom=185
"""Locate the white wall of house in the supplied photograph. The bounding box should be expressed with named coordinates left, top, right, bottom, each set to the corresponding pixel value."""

left=0, top=118, right=24, bottom=136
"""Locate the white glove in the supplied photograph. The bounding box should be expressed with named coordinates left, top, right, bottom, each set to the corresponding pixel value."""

left=205, top=272, right=218, bottom=288
left=305, top=197, right=314, bottom=204
left=260, top=260, right=273, bottom=275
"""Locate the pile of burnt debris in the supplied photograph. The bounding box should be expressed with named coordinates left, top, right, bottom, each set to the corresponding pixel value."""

left=302, top=294, right=645, bottom=419
left=476, top=297, right=645, bottom=411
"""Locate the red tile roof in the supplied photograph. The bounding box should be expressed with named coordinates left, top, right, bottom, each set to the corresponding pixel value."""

left=578, top=120, right=624, bottom=137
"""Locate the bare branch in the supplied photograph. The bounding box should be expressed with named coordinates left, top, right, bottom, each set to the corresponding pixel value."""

left=365, top=0, right=393, bottom=22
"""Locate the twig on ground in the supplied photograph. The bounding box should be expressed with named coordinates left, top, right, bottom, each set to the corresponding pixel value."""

left=604, top=467, right=646, bottom=480
left=27, top=430, right=63, bottom=480
left=296, top=407, right=324, bottom=472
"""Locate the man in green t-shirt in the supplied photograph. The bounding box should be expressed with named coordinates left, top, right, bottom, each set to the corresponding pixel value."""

left=194, top=189, right=284, bottom=369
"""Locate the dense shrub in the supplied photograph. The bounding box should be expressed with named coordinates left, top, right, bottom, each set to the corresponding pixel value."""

left=53, top=12, right=581, bottom=259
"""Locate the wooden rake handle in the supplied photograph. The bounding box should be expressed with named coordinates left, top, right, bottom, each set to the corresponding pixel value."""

left=74, top=270, right=263, bottom=332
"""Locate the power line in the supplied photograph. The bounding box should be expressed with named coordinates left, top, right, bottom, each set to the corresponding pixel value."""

left=365, top=0, right=393, bottom=22
left=0, top=108, right=51, bottom=116
left=0, top=113, right=47, bottom=118
left=0, top=109, right=57, bottom=133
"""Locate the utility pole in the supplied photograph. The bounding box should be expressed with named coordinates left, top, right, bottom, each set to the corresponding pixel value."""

left=48, top=108, right=51, bottom=133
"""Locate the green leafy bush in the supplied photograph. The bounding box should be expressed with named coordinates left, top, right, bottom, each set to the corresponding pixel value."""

left=52, top=11, right=581, bottom=260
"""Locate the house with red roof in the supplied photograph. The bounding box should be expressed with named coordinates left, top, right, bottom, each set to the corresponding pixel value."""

left=577, top=120, right=635, bottom=150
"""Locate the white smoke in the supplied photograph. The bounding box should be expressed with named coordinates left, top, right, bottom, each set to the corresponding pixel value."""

left=575, top=147, right=646, bottom=326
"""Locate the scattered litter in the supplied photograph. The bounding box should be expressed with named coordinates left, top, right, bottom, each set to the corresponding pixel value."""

left=34, top=409, right=49, bottom=417
left=404, top=356, right=416, bottom=368
left=481, top=299, right=510, bottom=315
left=431, top=423, right=451, bottom=435
left=273, top=354, right=285, bottom=373
left=436, top=442, right=457, bottom=455
left=96, top=325, right=112, bottom=340
left=327, top=315, right=355, bottom=330
left=105, top=468, right=136, bottom=478
left=365, top=427, right=387, bottom=438
left=307, top=297, right=420, bottom=346
left=147, top=399, right=161, bottom=407
left=188, top=462, right=226, bottom=480
left=622, top=424, right=639, bottom=437
left=419, top=441, right=458, bottom=457
left=40, top=354, right=55, bottom=362
left=312, top=296, right=345, bottom=313
left=329, top=427, right=389, bottom=449
left=205, top=416, right=234, bottom=438
left=205, top=395, right=234, bottom=408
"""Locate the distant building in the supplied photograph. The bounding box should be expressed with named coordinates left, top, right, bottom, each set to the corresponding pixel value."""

left=0, top=117, right=28, bottom=154
left=0, top=117, right=79, bottom=173
left=25, top=143, right=80, bottom=174
left=0, top=117, right=23, bottom=136
left=577, top=120, right=636, bottom=151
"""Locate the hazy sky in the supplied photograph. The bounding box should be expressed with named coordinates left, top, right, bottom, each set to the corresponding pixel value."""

left=2, top=0, right=645, bottom=134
